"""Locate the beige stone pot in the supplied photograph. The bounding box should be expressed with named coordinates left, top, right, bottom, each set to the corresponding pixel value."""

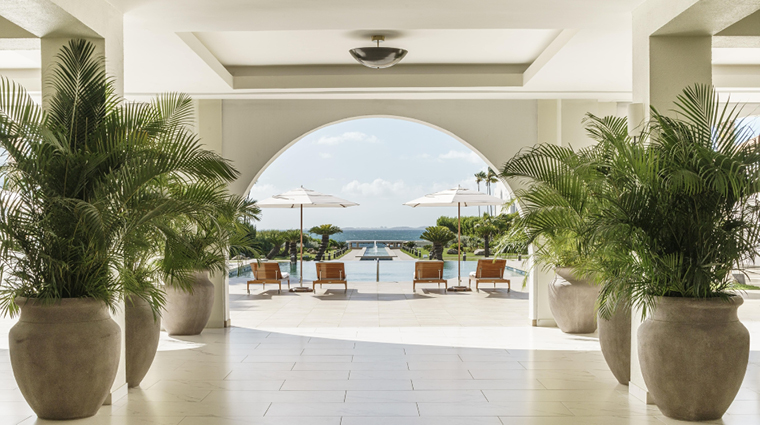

left=125, top=295, right=161, bottom=387
left=639, top=296, right=749, bottom=421
left=9, top=297, right=120, bottom=420
left=598, top=305, right=631, bottom=385
left=162, top=271, right=215, bottom=336
left=548, top=267, right=599, bottom=333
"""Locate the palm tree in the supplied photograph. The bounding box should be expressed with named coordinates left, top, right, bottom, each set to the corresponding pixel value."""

left=281, top=229, right=301, bottom=262
left=486, top=168, right=499, bottom=215
left=420, top=226, right=456, bottom=261
left=309, top=224, right=342, bottom=261
left=474, top=171, right=487, bottom=216
left=258, top=230, right=286, bottom=259
left=474, top=214, right=506, bottom=257
left=0, top=39, right=242, bottom=315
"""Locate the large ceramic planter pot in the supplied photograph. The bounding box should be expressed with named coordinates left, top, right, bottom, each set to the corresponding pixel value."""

left=598, top=305, right=631, bottom=385
left=162, top=271, right=215, bottom=336
left=639, top=296, right=749, bottom=421
left=9, top=298, right=120, bottom=420
left=125, top=295, right=161, bottom=387
left=548, top=267, right=599, bottom=333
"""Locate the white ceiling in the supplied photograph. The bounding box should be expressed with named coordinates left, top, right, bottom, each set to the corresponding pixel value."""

left=0, top=50, right=39, bottom=68
left=195, top=29, right=562, bottom=66
left=3, top=0, right=760, bottom=100
left=713, top=48, right=760, bottom=65
left=114, top=0, right=646, bottom=98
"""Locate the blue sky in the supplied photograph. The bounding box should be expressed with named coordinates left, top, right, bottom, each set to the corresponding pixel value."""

left=249, top=118, right=509, bottom=230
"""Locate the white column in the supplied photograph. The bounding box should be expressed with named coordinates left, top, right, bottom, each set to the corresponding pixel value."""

left=526, top=100, right=561, bottom=327
left=195, top=99, right=231, bottom=328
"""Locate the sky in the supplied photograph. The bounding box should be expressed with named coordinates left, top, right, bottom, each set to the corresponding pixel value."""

left=249, top=118, right=510, bottom=230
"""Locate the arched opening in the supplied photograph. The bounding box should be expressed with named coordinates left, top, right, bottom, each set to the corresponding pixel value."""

left=242, top=114, right=513, bottom=197
left=233, top=116, right=525, bottom=287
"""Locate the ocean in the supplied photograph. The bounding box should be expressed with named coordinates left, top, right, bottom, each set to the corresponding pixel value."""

left=318, top=228, right=426, bottom=242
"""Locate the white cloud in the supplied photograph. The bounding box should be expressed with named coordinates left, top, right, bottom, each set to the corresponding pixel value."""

left=319, top=152, right=333, bottom=159
left=315, top=131, right=379, bottom=146
left=248, top=183, right=279, bottom=199
left=438, top=150, right=482, bottom=164
left=342, top=178, right=408, bottom=197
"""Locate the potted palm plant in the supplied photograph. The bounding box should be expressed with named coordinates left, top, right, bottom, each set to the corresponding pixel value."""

left=0, top=40, right=239, bottom=418
left=500, top=142, right=604, bottom=334
left=160, top=192, right=259, bottom=336
left=593, top=85, right=759, bottom=421
left=121, top=122, right=251, bottom=387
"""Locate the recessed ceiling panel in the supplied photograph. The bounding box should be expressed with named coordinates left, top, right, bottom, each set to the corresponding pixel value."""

left=194, top=29, right=561, bottom=66
left=0, top=50, right=41, bottom=69
left=713, top=47, right=760, bottom=65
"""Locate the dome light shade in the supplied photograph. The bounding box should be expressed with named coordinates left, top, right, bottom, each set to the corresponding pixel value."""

left=349, top=35, right=407, bottom=69
left=349, top=47, right=408, bottom=69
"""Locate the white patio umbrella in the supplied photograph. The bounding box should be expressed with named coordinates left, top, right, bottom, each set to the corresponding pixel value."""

left=404, top=187, right=505, bottom=291
left=257, top=187, right=359, bottom=292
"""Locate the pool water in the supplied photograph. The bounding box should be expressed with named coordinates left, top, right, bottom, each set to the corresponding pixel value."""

left=231, top=260, right=525, bottom=282
left=362, top=246, right=390, bottom=256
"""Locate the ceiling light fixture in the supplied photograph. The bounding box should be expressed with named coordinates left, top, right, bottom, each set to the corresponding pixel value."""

left=349, top=35, right=407, bottom=69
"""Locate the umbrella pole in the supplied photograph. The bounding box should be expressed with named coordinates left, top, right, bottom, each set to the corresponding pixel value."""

left=447, top=202, right=470, bottom=292
left=300, top=204, right=303, bottom=285
left=291, top=204, right=313, bottom=292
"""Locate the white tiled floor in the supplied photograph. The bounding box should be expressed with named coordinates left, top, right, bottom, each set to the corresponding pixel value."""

left=0, top=280, right=758, bottom=424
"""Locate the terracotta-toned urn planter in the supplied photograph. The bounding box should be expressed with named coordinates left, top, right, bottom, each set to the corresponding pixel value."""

left=638, top=296, right=749, bottom=421
left=9, top=298, right=121, bottom=420
left=549, top=267, right=599, bottom=333
left=598, top=305, right=631, bottom=385
left=125, top=295, right=161, bottom=387
left=162, top=271, right=215, bottom=336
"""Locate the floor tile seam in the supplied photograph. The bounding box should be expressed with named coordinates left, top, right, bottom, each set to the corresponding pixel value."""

left=262, top=401, right=273, bottom=417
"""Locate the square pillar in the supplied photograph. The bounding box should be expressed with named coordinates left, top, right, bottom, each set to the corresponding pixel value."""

left=195, top=99, right=231, bottom=328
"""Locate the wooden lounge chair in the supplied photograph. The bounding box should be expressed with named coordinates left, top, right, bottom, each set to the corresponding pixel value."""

left=469, top=259, right=510, bottom=291
left=247, top=262, right=290, bottom=294
left=413, top=261, right=446, bottom=291
left=313, top=262, right=348, bottom=292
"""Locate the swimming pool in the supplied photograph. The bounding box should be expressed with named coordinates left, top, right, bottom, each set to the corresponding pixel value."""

left=230, top=260, right=525, bottom=282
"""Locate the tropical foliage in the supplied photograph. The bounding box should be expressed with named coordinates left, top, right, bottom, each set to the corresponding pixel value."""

left=420, top=226, right=456, bottom=260
left=497, top=84, right=760, bottom=318
left=591, top=85, right=760, bottom=317
left=281, top=229, right=301, bottom=261
left=0, top=40, right=248, bottom=315
left=498, top=127, right=607, bottom=270
left=309, top=224, right=343, bottom=261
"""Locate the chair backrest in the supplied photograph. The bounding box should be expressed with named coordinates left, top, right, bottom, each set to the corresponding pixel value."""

left=476, top=259, right=506, bottom=278
left=251, top=262, right=282, bottom=280
left=415, top=261, right=444, bottom=279
left=316, top=262, right=345, bottom=280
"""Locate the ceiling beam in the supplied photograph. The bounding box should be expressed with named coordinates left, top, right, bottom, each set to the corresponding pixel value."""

left=652, top=0, right=760, bottom=36
left=713, top=64, right=760, bottom=88
left=0, top=0, right=99, bottom=38
left=176, top=32, right=234, bottom=88
left=523, top=29, right=577, bottom=85
left=229, top=64, right=527, bottom=90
